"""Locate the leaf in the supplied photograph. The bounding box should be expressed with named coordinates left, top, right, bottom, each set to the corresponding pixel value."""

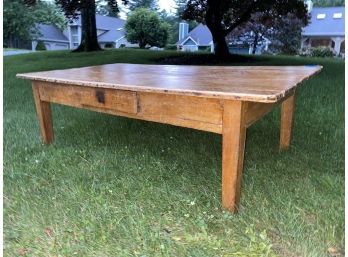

left=328, top=247, right=339, bottom=256
left=18, top=248, right=27, bottom=256
left=44, top=227, right=53, bottom=237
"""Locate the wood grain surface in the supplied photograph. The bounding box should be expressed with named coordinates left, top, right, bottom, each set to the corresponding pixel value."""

left=17, top=64, right=322, bottom=103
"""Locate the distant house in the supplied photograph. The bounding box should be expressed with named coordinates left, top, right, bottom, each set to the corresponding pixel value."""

left=176, top=22, right=268, bottom=54
left=301, top=4, right=345, bottom=56
left=32, top=15, right=136, bottom=51
left=176, top=23, right=214, bottom=52
left=32, top=24, right=69, bottom=50
left=67, top=15, right=136, bottom=49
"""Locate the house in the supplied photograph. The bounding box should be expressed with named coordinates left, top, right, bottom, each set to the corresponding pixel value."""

left=32, top=15, right=136, bottom=51
left=32, top=24, right=70, bottom=50
left=67, top=15, right=136, bottom=49
left=301, top=3, right=345, bottom=56
left=176, top=22, right=214, bottom=52
left=176, top=22, right=269, bottom=54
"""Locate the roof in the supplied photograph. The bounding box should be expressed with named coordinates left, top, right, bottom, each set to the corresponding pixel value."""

left=98, top=29, right=125, bottom=42
left=72, top=15, right=126, bottom=42
left=177, top=23, right=213, bottom=46
left=36, top=24, right=69, bottom=42
left=302, top=6, right=345, bottom=37
left=74, top=14, right=125, bottom=30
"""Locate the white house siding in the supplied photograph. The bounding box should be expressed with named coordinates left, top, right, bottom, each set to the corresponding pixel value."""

left=32, top=40, right=69, bottom=51
left=182, top=45, right=198, bottom=52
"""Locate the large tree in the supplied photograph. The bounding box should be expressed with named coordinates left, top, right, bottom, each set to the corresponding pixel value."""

left=55, top=0, right=124, bottom=52
left=125, top=8, right=169, bottom=48
left=270, top=13, right=305, bottom=55
left=4, top=0, right=36, bottom=48
left=4, top=0, right=67, bottom=48
left=182, top=0, right=309, bottom=57
left=228, top=12, right=273, bottom=54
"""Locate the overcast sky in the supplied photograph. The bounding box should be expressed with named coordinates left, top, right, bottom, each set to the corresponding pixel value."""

left=158, top=0, right=176, bottom=13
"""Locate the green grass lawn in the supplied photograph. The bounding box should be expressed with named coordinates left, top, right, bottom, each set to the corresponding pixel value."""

left=4, top=49, right=344, bottom=257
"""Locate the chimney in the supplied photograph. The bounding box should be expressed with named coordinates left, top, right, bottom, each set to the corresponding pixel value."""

left=305, top=0, right=313, bottom=13
left=179, top=22, right=189, bottom=41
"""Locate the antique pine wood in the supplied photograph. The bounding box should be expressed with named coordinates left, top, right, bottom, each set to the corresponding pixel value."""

left=280, top=94, right=296, bottom=150
left=17, top=63, right=322, bottom=213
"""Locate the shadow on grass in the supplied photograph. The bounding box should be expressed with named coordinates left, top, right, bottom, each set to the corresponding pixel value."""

left=157, top=53, right=267, bottom=65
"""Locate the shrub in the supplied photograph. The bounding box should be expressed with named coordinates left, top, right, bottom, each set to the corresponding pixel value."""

left=35, top=41, right=46, bottom=51
left=310, top=47, right=335, bottom=58
left=164, top=44, right=177, bottom=50
left=104, top=43, right=114, bottom=48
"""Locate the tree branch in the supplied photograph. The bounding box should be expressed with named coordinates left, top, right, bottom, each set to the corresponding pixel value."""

left=223, top=1, right=257, bottom=36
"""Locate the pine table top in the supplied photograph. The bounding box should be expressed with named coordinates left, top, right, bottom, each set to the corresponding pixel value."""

left=17, top=63, right=322, bottom=103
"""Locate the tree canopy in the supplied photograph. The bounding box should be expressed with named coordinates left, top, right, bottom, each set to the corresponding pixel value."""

left=182, top=0, right=308, bottom=57
left=4, top=0, right=67, bottom=48
left=125, top=8, right=169, bottom=48
left=54, top=0, right=127, bottom=51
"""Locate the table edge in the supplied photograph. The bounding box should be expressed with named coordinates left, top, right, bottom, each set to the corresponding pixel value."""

left=16, top=65, right=323, bottom=104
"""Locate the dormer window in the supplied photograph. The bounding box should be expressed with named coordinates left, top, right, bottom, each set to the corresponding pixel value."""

left=333, top=13, right=342, bottom=19
left=317, top=13, right=326, bottom=19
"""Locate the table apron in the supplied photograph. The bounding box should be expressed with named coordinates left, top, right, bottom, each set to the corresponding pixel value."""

left=34, top=81, right=291, bottom=134
left=34, top=81, right=225, bottom=134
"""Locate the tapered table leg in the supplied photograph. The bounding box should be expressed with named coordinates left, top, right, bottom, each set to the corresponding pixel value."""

left=32, top=83, right=54, bottom=144
left=280, top=94, right=295, bottom=150
left=222, top=100, right=247, bottom=213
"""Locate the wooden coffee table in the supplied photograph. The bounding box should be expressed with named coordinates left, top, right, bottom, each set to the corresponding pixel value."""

left=17, top=63, right=322, bottom=212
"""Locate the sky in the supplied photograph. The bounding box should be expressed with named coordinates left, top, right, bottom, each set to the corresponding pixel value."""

left=158, top=0, right=176, bottom=13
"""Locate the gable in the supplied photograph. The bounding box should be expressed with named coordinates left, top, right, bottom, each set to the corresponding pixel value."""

left=183, top=38, right=197, bottom=46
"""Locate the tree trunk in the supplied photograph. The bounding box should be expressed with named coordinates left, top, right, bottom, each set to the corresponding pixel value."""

left=212, top=32, right=229, bottom=57
left=252, top=33, right=259, bottom=54
left=73, top=0, right=101, bottom=52
left=205, top=0, right=229, bottom=58
left=139, top=40, right=146, bottom=49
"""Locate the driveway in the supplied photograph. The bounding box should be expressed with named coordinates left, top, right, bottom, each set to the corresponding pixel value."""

left=4, top=49, right=34, bottom=56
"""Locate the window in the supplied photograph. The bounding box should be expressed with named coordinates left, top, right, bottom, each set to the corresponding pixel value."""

left=333, top=13, right=342, bottom=19
left=317, top=13, right=326, bottom=19
left=70, top=26, right=78, bottom=35
left=72, top=36, right=79, bottom=43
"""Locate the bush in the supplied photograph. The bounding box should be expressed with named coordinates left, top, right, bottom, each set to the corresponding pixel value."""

left=310, top=47, right=335, bottom=58
left=198, top=46, right=211, bottom=52
left=104, top=43, right=114, bottom=48
left=164, top=44, right=177, bottom=50
left=35, top=41, right=46, bottom=51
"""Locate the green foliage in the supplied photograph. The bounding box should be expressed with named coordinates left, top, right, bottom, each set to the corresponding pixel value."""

left=3, top=50, right=344, bottom=257
left=32, top=2, right=67, bottom=31
left=4, top=0, right=67, bottom=48
left=125, top=8, right=170, bottom=48
left=182, top=0, right=308, bottom=57
left=35, top=41, right=47, bottom=51
left=164, top=44, right=177, bottom=50
left=96, top=0, right=120, bottom=17
left=310, top=47, right=335, bottom=57
left=3, top=0, right=37, bottom=47
left=270, top=13, right=304, bottom=55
